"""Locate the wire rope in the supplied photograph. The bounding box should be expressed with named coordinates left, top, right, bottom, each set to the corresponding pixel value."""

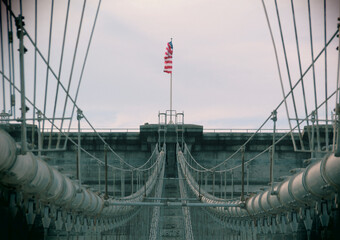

left=50, top=0, right=71, bottom=146
left=290, top=0, right=310, bottom=133
left=42, top=0, right=54, bottom=135
left=274, top=0, right=304, bottom=149
left=307, top=0, right=321, bottom=151
left=0, top=1, right=6, bottom=112
left=58, top=0, right=87, bottom=145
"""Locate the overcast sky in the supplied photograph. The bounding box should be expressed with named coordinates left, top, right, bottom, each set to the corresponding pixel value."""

left=1, top=0, right=340, bottom=131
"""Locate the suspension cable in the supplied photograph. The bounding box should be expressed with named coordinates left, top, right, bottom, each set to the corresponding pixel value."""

left=290, top=0, right=310, bottom=131
left=324, top=0, right=329, bottom=148
left=213, top=87, right=340, bottom=173
left=42, top=0, right=54, bottom=135
left=0, top=1, right=6, bottom=113
left=274, top=0, right=304, bottom=149
left=307, top=0, right=321, bottom=151
left=31, top=0, right=37, bottom=147
left=1, top=70, right=161, bottom=173
left=50, top=0, right=71, bottom=146
left=58, top=0, right=87, bottom=146
left=65, top=0, right=103, bottom=143
left=1, top=0, right=138, bottom=169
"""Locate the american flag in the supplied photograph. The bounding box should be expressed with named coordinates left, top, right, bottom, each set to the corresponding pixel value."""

left=163, top=41, right=173, bottom=74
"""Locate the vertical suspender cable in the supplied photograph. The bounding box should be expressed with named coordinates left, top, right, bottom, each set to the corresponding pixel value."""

left=241, top=146, right=245, bottom=201
left=42, top=0, right=55, bottom=140
left=52, top=0, right=71, bottom=149
left=290, top=0, right=311, bottom=148
left=246, top=164, right=249, bottom=195
left=324, top=0, right=329, bottom=149
left=58, top=0, right=87, bottom=147
left=270, top=110, right=277, bottom=193
left=19, top=0, right=22, bottom=15
left=0, top=2, right=6, bottom=113
left=220, top=172, right=222, bottom=198
left=64, top=0, right=102, bottom=148
left=5, top=1, right=13, bottom=115
left=335, top=9, right=340, bottom=155
left=224, top=169, right=227, bottom=199
left=8, top=0, right=15, bottom=118
left=274, top=0, right=304, bottom=150
left=231, top=170, right=234, bottom=199
left=98, top=163, right=101, bottom=192
left=105, top=144, right=108, bottom=199
left=261, top=0, right=297, bottom=151
left=113, top=167, right=115, bottom=197
left=307, top=0, right=321, bottom=151
left=31, top=0, right=37, bottom=147
left=17, top=13, right=27, bottom=154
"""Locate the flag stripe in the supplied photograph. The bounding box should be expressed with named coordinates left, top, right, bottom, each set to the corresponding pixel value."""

left=163, top=41, right=173, bottom=74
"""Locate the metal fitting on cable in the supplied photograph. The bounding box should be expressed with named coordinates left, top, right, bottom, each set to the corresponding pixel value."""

left=37, top=110, right=42, bottom=120
left=271, top=110, right=277, bottom=122
left=77, top=108, right=84, bottom=120
left=15, top=15, right=25, bottom=37
left=311, top=110, right=316, bottom=123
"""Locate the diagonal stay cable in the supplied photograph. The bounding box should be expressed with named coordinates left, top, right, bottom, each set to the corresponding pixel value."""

left=1, top=0, right=140, bottom=172
left=2, top=70, right=163, bottom=174
left=0, top=71, right=139, bottom=172
left=81, top=114, right=142, bottom=170
left=189, top=85, right=339, bottom=175
left=59, top=0, right=141, bottom=170
left=220, top=86, right=340, bottom=173
left=274, top=0, right=304, bottom=150
left=180, top=29, right=339, bottom=172
left=1, top=1, right=79, bottom=123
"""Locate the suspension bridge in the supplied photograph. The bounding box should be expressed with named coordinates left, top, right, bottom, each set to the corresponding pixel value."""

left=0, top=0, right=340, bottom=239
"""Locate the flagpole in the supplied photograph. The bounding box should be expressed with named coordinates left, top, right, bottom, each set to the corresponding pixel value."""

left=170, top=72, right=173, bottom=124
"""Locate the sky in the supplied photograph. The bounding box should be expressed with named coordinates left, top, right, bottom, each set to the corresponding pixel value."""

left=1, top=0, right=340, bottom=131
